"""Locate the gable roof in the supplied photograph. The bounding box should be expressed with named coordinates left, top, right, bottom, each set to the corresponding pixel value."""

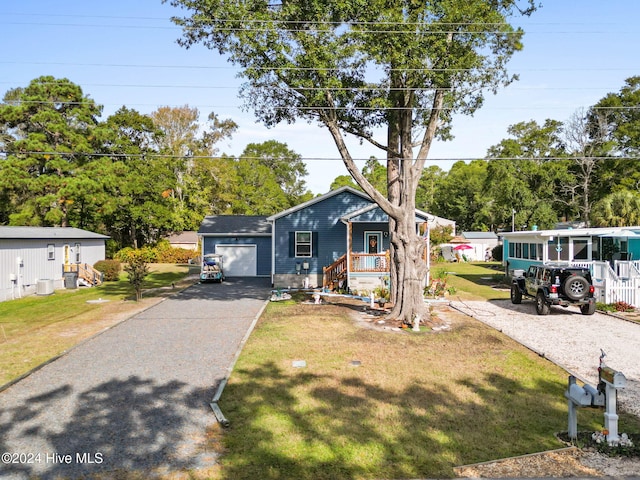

left=198, top=215, right=272, bottom=236
left=266, top=186, right=371, bottom=221
left=0, top=226, right=109, bottom=240
left=166, top=231, right=198, bottom=244
left=340, top=203, right=434, bottom=223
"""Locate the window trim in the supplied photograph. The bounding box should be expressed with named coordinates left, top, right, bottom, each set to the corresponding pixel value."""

left=295, top=231, right=312, bottom=258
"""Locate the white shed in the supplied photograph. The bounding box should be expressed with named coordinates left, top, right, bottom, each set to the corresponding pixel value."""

left=0, top=226, right=109, bottom=302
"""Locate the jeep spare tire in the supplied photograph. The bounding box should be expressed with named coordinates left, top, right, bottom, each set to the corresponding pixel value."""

left=563, top=275, right=589, bottom=301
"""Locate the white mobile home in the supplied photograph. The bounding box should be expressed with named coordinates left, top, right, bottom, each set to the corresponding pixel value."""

left=0, top=226, right=109, bottom=302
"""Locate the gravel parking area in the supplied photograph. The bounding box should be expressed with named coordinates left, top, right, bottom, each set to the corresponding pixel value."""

left=449, top=299, right=640, bottom=418
left=0, top=278, right=270, bottom=480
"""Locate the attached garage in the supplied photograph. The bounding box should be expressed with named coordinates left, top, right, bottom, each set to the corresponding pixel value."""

left=215, top=244, right=257, bottom=277
left=198, top=216, right=272, bottom=278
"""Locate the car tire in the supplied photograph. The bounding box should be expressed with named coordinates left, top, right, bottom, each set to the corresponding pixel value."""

left=563, top=275, right=590, bottom=301
left=536, top=291, right=551, bottom=315
left=510, top=284, right=522, bottom=304
left=580, top=301, right=596, bottom=315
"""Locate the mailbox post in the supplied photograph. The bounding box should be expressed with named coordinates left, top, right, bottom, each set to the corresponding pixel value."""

left=599, top=366, right=627, bottom=445
left=565, top=376, right=603, bottom=439
left=565, top=356, right=627, bottom=446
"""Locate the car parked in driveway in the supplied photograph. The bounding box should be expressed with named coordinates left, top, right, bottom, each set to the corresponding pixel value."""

left=511, top=263, right=596, bottom=315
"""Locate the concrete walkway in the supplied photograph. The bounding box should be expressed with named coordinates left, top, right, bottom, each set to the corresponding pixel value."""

left=0, top=278, right=271, bottom=479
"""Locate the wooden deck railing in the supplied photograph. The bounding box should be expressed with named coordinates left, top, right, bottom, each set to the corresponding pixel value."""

left=322, top=254, right=347, bottom=288
left=63, top=263, right=104, bottom=286
left=351, top=252, right=389, bottom=273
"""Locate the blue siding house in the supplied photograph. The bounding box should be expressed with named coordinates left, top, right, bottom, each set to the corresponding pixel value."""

left=197, top=187, right=455, bottom=291
left=198, top=216, right=272, bottom=277
left=267, top=187, right=454, bottom=292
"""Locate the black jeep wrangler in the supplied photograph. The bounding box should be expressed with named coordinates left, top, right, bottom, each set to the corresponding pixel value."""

left=511, top=263, right=596, bottom=315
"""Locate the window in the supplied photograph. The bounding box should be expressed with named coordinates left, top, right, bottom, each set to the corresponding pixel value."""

left=74, top=243, right=81, bottom=263
left=47, top=244, right=55, bottom=260
left=295, top=231, right=312, bottom=257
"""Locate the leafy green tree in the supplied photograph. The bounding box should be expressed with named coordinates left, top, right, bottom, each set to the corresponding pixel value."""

left=167, top=0, right=537, bottom=324
left=591, top=190, right=640, bottom=227
left=485, top=120, right=570, bottom=230
left=0, top=76, right=104, bottom=226
left=591, top=76, right=640, bottom=156
left=416, top=165, right=446, bottom=214
left=239, top=140, right=312, bottom=206
left=588, top=77, right=640, bottom=198
left=329, top=174, right=358, bottom=191
left=433, top=160, right=491, bottom=231
left=151, top=105, right=238, bottom=230
left=124, top=250, right=150, bottom=301
left=230, top=142, right=313, bottom=214
left=98, top=107, right=177, bottom=248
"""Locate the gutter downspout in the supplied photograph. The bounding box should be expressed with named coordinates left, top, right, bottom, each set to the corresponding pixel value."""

left=270, top=219, right=276, bottom=287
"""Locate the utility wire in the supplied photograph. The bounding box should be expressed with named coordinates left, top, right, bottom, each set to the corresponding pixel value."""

left=1, top=61, right=636, bottom=74
left=2, top=151, right=638, bottom=162
left=2, top=100, right=638, bottom=112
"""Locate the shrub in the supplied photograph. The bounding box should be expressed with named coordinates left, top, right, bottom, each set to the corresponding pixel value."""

left=124, top=251, right=149, bottom=302
left=114, top=241, right=198, bottom=264
left=94, top=259, right=122, bottom=282
left=614, top=301, right=635, bottom=312
left=492, top=244, right=503, bottom=262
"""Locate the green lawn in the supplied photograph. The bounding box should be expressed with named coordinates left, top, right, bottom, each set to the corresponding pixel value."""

left=0, top=263, right=198, bottom=386
left=215, top=283, right=640, bottom=479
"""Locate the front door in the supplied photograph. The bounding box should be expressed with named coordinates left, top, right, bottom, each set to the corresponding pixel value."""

left=365, top=231, right=382, bottom=254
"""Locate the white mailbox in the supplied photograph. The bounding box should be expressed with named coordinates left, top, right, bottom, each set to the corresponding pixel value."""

left=568, top=383, right=592, bottom=406
left=600, top=366, right=627, bottom=388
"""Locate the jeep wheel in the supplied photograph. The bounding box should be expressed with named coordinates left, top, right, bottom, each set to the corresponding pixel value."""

left=580, top=301, right=596, bottom=315
left=536, top=291, right=551, bottom=315
left=510, top=284, right=522, bottom=304
left=563, top=275, right=590, bottom=301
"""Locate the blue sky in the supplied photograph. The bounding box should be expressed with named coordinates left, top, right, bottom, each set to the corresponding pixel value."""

left=1, top=1, right=639, bottom=194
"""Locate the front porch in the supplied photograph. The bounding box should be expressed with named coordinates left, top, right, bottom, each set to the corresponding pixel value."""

left=322, top=251, right=390, bottom=292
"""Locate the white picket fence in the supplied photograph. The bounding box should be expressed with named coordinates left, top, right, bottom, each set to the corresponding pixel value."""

left=572, top=260, right=640, bottom=307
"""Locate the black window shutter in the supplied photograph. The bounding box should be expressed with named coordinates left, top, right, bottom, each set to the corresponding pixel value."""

left=289, top=232, right=295, bottom=257
left=312, top=232, right=319, bottom=257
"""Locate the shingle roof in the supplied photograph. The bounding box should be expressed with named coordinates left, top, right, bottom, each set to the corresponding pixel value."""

left=0, top=226, right=109, bottom=240
left=166, top=231, right=198, bottom=244
left=198, top=216, right=272, bottom=236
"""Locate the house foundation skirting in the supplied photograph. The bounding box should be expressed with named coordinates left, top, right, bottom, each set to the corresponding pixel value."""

left=273, top=273, right=323, bottom=290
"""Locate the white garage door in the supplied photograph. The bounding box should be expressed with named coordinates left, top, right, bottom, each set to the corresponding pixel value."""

left=215, top=245, right=257, bottom=277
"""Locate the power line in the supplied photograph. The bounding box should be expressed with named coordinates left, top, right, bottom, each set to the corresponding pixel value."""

left=3, top=100, right=638, bottom=112
left=1, top=61, right=636, bottom=74
left=2, top=151, right=639, bottom=162
left=1, top=81, right=635, bottom=93
left=0, top=15, right=634, bottom=35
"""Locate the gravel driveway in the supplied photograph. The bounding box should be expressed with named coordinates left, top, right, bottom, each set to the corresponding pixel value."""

left=449, top=299, right=640, bottom=418
left=0, top=278, right=270, bottom=480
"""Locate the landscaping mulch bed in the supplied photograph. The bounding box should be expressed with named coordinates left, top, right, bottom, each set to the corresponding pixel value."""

left=456, top=433, right=640, bottom=477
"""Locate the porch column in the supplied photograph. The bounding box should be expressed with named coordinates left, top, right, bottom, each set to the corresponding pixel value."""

left=347, top=222, right=352, bottom=281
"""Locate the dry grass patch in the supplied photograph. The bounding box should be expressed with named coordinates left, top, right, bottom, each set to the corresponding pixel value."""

left=216, top=299, right=637, bottom=479
left=0, top=264, right=198, bottom=386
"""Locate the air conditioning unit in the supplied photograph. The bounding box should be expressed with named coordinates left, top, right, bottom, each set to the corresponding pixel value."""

left=36, top=279, right=54, bottom=295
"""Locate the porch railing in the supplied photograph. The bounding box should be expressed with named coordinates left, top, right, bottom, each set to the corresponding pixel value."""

left=322, top=254, right=347, bottom=288
left=351, top=252, right=389, bottom=273
left=62, top=263, right=104, bottom=286
left=570, top=260, right=640, bottom=307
